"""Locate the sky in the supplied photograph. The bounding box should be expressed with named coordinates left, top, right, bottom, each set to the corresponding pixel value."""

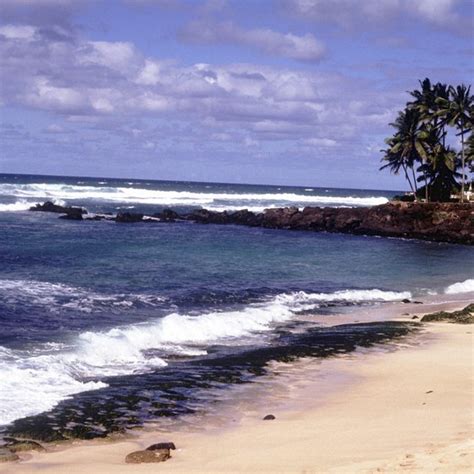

left=0, top=0, right=472, bottom=189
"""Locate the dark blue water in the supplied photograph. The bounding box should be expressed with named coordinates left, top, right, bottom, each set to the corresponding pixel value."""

left=0, top=174, right=472, bottom=440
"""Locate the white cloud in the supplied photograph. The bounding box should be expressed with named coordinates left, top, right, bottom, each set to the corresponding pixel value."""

left=286, top=0, right=462, bottom=27
left=0, top=22, right=407, bottom=150
left=181, top=21, right=325, bottom=62
left=0, top=24, right=36, bottom=39
left=303, top=138, right=338, bottom=147
left=78, top=41, right=139, bottom=73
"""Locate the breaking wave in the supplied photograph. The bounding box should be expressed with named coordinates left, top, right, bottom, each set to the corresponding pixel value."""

left=0, top=286, right=410, bottom=425
left=0, top=182, right=389, bottom=211
left=444, top=279, right=474, bottom=294
left=0, top=200, right=37, bottom=212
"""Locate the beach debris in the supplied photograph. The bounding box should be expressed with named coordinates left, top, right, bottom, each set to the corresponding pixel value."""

left=413, top=301, right=424, bottom=304
left=125, top=448, right=171, bottom=464
left=425, top=390, right=433, bottom=394
left=263, top=414, right=276, bottom=420
left=146, top=442, right=176, bottom=451
left=4, top=438, right=45, bottom=453
left=0, top=448, right=19, bottom=463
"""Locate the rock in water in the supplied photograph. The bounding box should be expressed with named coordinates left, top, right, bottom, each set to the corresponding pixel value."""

left=115, top=212, right=144, bottom=223
left=0, top=448, right=19, bottom=463
left=30, top=201, right=87, bottom=218
left=146, top=442, right=176, bottom=451
left=263, top=414, right=276, bottom=420
left=158, top=209, right=179, bottom=221
left=125, top=449, right=170, bottom=464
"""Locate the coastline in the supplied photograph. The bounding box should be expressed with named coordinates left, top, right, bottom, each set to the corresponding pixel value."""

left=1, top=295, right=473, bottom=473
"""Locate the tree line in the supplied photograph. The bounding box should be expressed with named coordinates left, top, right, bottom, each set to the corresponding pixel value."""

left=380, top=78, right=473, bottom=202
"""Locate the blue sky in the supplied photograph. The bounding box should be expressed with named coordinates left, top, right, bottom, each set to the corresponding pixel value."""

left=0, top=0, right=472, bottom=189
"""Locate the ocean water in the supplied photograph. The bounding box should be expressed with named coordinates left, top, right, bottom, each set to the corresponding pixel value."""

left=0, top=173, right=473, bottom=440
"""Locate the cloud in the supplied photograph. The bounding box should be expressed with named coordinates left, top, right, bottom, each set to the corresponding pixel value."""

left=181, top=21, right=325, bottom=62
left=285, top=0, right=463, bottom=28
left=0, top=22, right=401, bottom=149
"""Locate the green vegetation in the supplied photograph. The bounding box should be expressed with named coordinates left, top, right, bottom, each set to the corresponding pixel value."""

left=381, top=79, right=473, bottom=202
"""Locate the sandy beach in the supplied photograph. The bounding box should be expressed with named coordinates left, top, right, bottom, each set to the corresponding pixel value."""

left=1, top=296, right=472, bottom=474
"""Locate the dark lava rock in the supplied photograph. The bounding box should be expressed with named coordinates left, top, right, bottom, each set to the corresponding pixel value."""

left=58, top=207, right=84, bottom=220
left=125, top=449, right=170, bottom=464
left=402, top=299, right=411, bottom=304
left=421, top=304, right=474, bottom=324
left=5, top=439, right=45, bottom=453
left=115, top=212, right=144, bottom=223
left=263, top=414, right=276, bottom=420
left=411, top=316, right=419, bottom=320
left=183, top=202, right=474, bottom=245
left=146, top=442, right=176, bottom=451
left=158, top=209, right=180, bottom=221
left=30, top=201, right=87, bottom=218
left=0, top=448, right=19, bottom=463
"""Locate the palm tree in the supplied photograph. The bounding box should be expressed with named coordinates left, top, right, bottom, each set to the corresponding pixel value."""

left=466, top=129, right=474, bottom=173
left=380, top=108, right=433, bottom=200
left=421, top=144, right=460, bottom=202
left=380, top=137, right=417, bottom=197
left=409, top=78, right=436, bottom=119
left=436, top=84, right=473, bottom=201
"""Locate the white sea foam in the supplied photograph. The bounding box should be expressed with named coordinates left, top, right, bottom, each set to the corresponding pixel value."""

left=0, top=182, right=389, bottom=210
left=275, top=289, right=411, bottom=311
left=444, top=279, right=474, bottom=294
left=0, top=200, right=36, bottom=212
left=0, top=279, right=166, bottom=312
left=0, top=346, right=107, bottom=426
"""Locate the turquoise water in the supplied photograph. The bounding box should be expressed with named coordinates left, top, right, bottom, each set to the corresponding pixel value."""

left=0, top=173, right=472, bottom=439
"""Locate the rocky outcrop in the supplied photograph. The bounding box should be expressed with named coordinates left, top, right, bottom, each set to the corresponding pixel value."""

left=30, top=201, right=87, bottom=220
left=29, top=201, right=473, bottom=245
left=421, top=304, right=474, bottom=324
left=115, top=212, right=144, bottom=223
left=186, top=202, right=474, bottom=245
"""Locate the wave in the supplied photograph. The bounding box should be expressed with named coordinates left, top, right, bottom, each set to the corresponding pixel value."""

left=0, top=279, right=166, bottom=313
left=0, top=286, right=409, bottom=425
left=0, top=346, right=107, bottom=426
left=444, top=279, right=474, bottom=294
left=276, top=289, right=411, bottom=305
left=0, top=182, right=389, bottom=210
left=0, top=200, right=37, bottom=212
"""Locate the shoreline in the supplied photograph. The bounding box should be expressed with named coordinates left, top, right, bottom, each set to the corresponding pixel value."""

left=1, top=295, right=473, bottom=473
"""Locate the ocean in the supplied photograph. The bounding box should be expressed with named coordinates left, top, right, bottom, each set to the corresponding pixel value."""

left=0, top=173, right=472, bottom=441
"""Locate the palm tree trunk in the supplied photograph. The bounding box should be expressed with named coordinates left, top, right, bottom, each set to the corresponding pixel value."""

left=424, top=160, right=429, bottom=202
left=411, top=166, right=418, bottom=201
left=460, top=128, right=465, bottom=203
left=402, top=164, right=415, bottom=196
